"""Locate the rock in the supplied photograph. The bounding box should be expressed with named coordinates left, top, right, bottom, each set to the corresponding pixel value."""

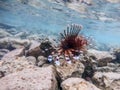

left=26, top=56, right=36, bottom=65
left=29, top=41, right=40, bottom=50
left=94, top=63, right=120, bottom=72
left=5, top=28, right=18, bottom=35
left=61, top=77, right=101, bottom=90
left=0, top=56, right=34, bottom=76
left=48, top=0, right=64, bottom=4
left=0, top=66, right=58, bottom=90
left=27, top=34, right=42, bottom=41
left=26, top=41, right=41, bottom=57
left=109, top=80, right=120, bottom=90
left=1, top=48, right=25, bottom=60
left=0, top=49, right=9, bottom=60
left=18, top=0, right=46, bottom=9
left=42, top=64, right=51, bottom=67
left=82, top=65, right=95, bottom=80
left=113, top=49, right=120, bottom=63
left=61, top=0, right=93, bottom=13
left=106, top=0, right=120, bottom=3
left=87, top=49, right=114, bottom=60
left=37, top=56, right=47, bottom=67
left=87, top=49, right=115, bottom=66
left=56, top=61, right=84, bottom=81
left=0, top=28, right=12, bottom=38
left=92, top=72, right=120, bottom=90
left=67, top=3, right=87, bottom=13
left=0, top=37, right=30, bottom=50
left=17, top=0, right=28, bottom=4
left=14, top=31, right=29, bottom=39
left=0, top=71, right=4, bottom=78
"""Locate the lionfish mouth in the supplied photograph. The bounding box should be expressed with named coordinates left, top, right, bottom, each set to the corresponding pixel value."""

left=58, top=24, right=88, bottom=56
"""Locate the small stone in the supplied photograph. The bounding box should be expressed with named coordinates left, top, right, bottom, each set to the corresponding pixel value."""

left=56, top=61, right=85, bottom=81
left=26, top=41, right=41, bottom=57
left=26, top=56, right=36, bottom=65
left=37, top=56, right=47, bottom=66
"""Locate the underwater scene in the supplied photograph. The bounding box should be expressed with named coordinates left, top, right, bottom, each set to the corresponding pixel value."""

left=0, top=0, right=120, bottom=90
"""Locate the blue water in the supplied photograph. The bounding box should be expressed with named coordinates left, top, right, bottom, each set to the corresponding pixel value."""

left=0, top=0, right=120, bottom=50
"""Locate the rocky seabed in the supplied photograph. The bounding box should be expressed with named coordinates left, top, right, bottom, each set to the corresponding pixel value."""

left=0, top=28, right=120, bottom=90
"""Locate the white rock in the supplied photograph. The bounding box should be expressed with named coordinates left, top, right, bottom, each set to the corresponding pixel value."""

left=56, top=61, right=84, bottom=81
left=0, top=56, right=34, bottom=76
left=87, top=49, right=114, bottom=60
left=1, top=48, right=25, bottom=60
left=87, top=49, right=115, bottom=66
left=26, top=56, right=36, bottom=65
left=26, top=41, right=41, bottom=57
left=37, top=56, right=47, bottom=66
left=0, top=66, right=58, bottom=90
left=93, top=72, right=120, bottom=89
left=0, top=49, right=9, bottom=60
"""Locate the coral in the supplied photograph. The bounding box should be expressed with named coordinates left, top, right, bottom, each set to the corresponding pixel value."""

left=58, top=24, right=87, bottom=56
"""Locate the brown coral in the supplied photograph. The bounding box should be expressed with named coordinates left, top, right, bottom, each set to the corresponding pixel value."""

left=58, top=24, right=87, bottom=56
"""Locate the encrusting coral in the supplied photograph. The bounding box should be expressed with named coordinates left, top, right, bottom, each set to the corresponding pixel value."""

left=58, top=24, right=88, bottom=56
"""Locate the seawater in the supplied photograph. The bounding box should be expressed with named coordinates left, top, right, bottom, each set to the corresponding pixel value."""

left=0, top=0, right=120, bottom=50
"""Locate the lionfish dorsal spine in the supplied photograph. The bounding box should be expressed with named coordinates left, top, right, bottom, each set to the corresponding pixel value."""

left=60, top=33, right=65, bottom=39
left=60, top=24, right=82, bottom=39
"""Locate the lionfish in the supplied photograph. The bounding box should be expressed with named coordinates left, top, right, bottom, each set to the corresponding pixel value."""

left=58, top=24, right=87, bottom=56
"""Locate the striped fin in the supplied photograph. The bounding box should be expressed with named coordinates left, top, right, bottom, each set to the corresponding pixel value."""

left=60, top=24, right=82, bottom=39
